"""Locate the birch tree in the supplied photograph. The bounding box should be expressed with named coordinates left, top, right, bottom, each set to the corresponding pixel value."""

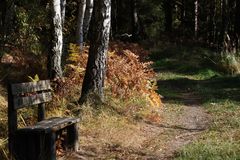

left=79, top=0, right=111, bottom=104
left=76, top=0, right=86, bottom=50
left=61, top=0, right=66, bottom=27
left=83, top=0, right=94, bottom=39
left=50, top=0, right=63, bottom=79
left=194, top=0, right=198, bottom=38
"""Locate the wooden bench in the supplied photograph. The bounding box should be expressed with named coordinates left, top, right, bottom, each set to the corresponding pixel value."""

left=8, top=80, right=80, bottom=160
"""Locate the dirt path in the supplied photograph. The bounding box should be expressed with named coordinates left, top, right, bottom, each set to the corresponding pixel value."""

left=62, top=91, right=210, bottom=160
left=156, top=93, right=210, bottom=159
left=134, top=92, right=210, bottom=160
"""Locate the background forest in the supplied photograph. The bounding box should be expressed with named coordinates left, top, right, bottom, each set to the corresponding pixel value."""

left=0, top=0, right=240, bottom=159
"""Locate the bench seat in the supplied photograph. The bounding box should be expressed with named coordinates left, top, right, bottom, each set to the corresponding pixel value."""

left=8, top=80, right=80, bottom=160
left=16, top=117, right=80, bottom=133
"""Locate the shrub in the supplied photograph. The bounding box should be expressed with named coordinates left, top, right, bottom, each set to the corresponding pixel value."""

left=63, top=42, right=162, bottom=108
left=219, top=52, right=240, bottom=75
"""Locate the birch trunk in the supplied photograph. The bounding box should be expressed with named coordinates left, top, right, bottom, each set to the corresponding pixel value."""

left=79, top=0, right=111, bottom=104
left=61, top=0, right=66, bottom=27
left=76, top=0, right=86, bottom=51
left=194, top=0, right=198, bottom=38
left=83, top=0, right=94, bottom=39
left=51, top=0, right=63, bottom=79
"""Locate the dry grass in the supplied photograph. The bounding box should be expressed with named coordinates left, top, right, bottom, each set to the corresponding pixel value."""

left=0, top=41, right=163, bottom=159
left=0, top=85, right=8, bottom=160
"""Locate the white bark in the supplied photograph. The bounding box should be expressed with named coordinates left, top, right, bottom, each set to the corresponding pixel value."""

left=76, top=0, right=86, bottom=51
left=51, top=0, right=63, bottom=78
left=83, top=0, right=94, bottom=38
left=194, top=0, right=198, bottom=38
left=61, top=0, right=66, bottom=27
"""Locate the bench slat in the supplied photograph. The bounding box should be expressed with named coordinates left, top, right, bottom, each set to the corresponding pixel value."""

left=13, top=92, right=52, bottom=109
left=17, top=117, right=80, bottom=133
left=11, top=80, right=51, bottom=95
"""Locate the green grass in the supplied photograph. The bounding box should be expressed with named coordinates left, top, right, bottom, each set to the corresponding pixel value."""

left=176, top=137, right=240, bottom=160
left=152, top=43, right=240, bottom=160
left=176, top=100, right=240, bottom=160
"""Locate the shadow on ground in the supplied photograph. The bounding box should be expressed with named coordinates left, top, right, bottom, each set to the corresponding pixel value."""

left=152, top=44, right=240, bottom=105
left=158, top=76, right=240, bottom=105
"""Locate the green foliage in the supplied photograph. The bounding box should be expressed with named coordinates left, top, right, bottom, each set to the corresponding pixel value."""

left=139, top=0, right=165, bottom=40
left=176, top=100, right=240, bottom=160
left=27, top=74, right=40, bottom=82
left=176, top=138, right=240, bottom=160
left=14, top=3, right=50, bottom=55
left=218, top=52, right=240, bottom=75
left=153, top=42, right=240, bottom=160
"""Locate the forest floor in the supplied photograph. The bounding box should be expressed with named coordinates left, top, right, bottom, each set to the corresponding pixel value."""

left=64, top=94, right=209, bottom=160
left=64, top=44, right=240, bottom=159
left=1, top=43, right=240, bottom=160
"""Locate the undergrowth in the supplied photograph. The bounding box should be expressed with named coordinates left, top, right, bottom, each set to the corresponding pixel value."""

left=176, top=100, right=240, bottom=160
left=218, top=52, right=240, bottom=75
left=152, top=42, right=240, bottom=160
left=0, top=41, right=163, bottom=159
left=64, top=42, right=162, bottom=108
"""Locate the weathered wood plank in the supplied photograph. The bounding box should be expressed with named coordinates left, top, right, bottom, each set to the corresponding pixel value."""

left=17, top=117, right=80, bottom=133
left=66, top=124, right=79, bottom=151
left=45, top=132, right=56, bottom=160
left=13, top=92, right=52, bottom=109
left=11, top=80, right=51, bottom=95
left=38, top=103, right=45, bottom=122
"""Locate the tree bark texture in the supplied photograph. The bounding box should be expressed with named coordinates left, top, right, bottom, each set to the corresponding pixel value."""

left=51, top=0, right=63, bottom=79
left=79, top=0, right=111, bottom=103
left=61, top=0, right=66, bottom=27
left=219, top=0, right=228, bottom=52
left=208, top=0, right=216, bottom=44
left=194, top=0, right=198, bottom=38
left=76, top=0, right=86, bottom=50
left=83, top=0, right=94, bottom=39
left=235, top=0, right=240, bottom=50
left=131, top=0, right=139, bottom=41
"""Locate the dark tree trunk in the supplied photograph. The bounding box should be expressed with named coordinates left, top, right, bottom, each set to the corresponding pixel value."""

left=79, top=0, right=111, bottom=104
left=83, top=0, right=94, bottom=40
left=163, top=0, right=173, bottom=33
left=0, top=0, right=5, bottom=47
left=219, top=0, right=228, bottom=52
left=111, top=0, right=118, bottom=37
left=235, top=0, right=240, bottom=50
left=208, top=0, right=216, bottom=44
left=76, top=0, right=86, bottom=51
left=180, top=0, right=185, bottom=25
left=131, top=0, right=139, bottom=41
left=1, top=0, right=15, bottom=44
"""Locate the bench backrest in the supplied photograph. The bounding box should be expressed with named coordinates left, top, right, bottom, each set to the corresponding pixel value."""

left=8, top=80, right=52, bottom=134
